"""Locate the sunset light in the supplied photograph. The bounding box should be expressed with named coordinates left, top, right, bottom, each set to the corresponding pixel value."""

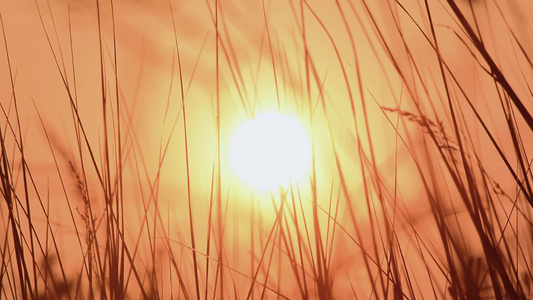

left=230, top=112, right=311, bottom=190
left=2, top=0, right=532, bottom=298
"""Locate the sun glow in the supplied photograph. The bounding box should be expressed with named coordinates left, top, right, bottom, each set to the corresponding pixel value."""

left=230, top=112, right=312, bottom=191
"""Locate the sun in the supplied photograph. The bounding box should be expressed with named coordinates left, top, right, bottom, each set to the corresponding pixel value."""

left=230, top=112, right=312, bottom=191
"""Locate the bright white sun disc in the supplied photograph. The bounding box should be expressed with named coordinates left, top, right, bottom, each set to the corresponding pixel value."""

left=230, top=112, right=312, bottom=190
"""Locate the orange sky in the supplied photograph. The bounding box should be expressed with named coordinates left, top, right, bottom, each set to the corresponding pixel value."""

left=1, top=0, right=533, bottom=298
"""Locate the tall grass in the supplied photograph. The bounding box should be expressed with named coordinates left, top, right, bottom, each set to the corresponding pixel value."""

left=1, top=0, right=532, bottom=298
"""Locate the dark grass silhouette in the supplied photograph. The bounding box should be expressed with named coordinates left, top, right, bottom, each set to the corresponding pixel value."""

left=1, top=0, right=532, bottom=299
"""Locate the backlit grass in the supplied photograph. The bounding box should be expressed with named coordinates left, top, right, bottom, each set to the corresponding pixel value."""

left=1, top=0, right=532, bottom=299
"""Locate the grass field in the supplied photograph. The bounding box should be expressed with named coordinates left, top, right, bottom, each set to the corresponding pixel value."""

left=1, top=0, right=532, bottom=299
